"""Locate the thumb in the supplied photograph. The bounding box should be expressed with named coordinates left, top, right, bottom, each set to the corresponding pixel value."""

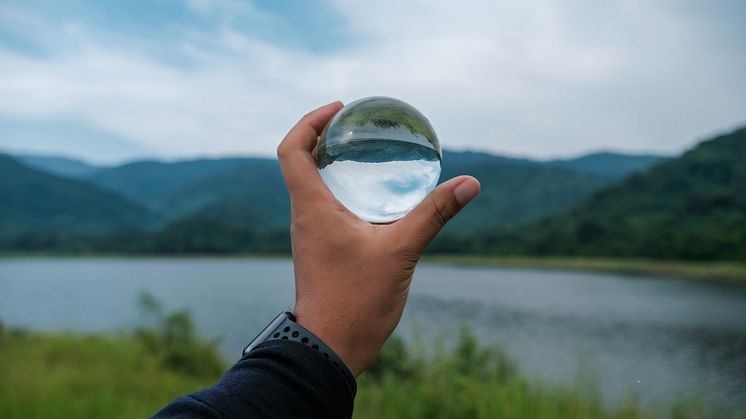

left=392, top=176, right=480, bottom=251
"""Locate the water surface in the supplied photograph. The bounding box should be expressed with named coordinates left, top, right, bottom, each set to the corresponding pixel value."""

left=1, top=258, right=744, bottom=410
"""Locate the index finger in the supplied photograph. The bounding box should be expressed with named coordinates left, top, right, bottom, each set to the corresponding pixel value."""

left=277, top=101, right=343, bottom=201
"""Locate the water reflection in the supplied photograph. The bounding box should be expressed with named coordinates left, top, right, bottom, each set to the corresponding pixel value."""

left=0, top=258, right=745, bottom=410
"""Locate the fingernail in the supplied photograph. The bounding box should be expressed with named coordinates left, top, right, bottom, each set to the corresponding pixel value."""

left=454, top=179, right=480, bottom=206
left=321, top=100, right=343, bottom=110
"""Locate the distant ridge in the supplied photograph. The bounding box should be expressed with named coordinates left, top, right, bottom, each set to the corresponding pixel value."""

left=548, top=152, right=666, bottom=180
left=1, top=146, right=673, bottom=254
left=0, top=154, right=155, bottom=247
left=82, top=158, right=253, bottom=210
left=17, top=154, right=100, bottom=178
left=508, top=127, right=746, bottom=259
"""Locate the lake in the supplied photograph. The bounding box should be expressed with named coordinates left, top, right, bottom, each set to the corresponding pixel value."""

left=1, top=257, right=745, bottom=410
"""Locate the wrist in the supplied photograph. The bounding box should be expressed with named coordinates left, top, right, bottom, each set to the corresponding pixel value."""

left=243, top=311, right=358, bottom=391
left=294, top=309, right=371, bottom=377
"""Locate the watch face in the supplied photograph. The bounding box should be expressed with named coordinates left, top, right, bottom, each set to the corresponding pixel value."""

left=243, top=311, right=292, bottom=355
left=241, top=311, right=355, bottom=390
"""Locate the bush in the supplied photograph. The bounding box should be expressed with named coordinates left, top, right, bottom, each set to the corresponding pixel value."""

left=1, top=305, right=742, bottom=418
left=134, top=291, right=224, bottom=378
left=354, top=329, right=741, bottom=419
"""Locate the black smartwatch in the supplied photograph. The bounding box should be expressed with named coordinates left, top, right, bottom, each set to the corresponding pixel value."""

left=243, top=311, right=356, bottom=390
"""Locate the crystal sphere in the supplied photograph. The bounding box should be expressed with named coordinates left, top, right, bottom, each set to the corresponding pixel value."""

left=317, top=96, right=442, bottom=223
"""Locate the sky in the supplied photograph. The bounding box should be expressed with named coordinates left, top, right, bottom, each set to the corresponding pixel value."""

left=1, top=0, right=745, bottom=163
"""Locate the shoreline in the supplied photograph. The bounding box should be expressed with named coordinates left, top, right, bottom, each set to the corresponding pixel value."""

left=1, top=253, right=745, bottom=283
left=423, top=255, right=746, bottom=283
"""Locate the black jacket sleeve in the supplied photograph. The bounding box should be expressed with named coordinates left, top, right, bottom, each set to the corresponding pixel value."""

left=153, top=340, right=357, bottom=419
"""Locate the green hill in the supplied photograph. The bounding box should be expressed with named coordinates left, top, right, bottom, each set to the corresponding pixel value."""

left=510, top=127, right=746, bottom=260
left=548, top=152, right=666, bottom=180
left=439, top=159, right=607, bottom=234
left=79, top=158, right=289, bottom=227
left=0, top=154, right=155, bottom=247
left=160, top=152, right=616, bottom=233
left=157, top=159, right=288, bottom=226
left=1, top=147, right=668, bottom=254
left=17, top=154, right=100, bottom=178
left=83, top=158, right=250, bottom=210
left=438, top=150, right=666, bottom=233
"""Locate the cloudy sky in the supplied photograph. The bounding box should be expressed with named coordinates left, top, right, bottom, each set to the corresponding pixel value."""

left=1, top=0, right=744, bottom=163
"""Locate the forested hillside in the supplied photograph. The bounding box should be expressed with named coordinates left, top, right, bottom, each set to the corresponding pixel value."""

left=0, top=154, right=154, bottom=248
left=459, top=127, right=746, bottom=260
left=0, top=144, right=682, bottom=255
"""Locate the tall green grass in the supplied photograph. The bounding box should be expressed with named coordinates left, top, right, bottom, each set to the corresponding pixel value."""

left=355, top=330, right=741, bottom=419
left=0, top=330, right=218, bottom=418
left=0, top=307, right=742, bottom=419
left=0, top=295, right=224, bottom=419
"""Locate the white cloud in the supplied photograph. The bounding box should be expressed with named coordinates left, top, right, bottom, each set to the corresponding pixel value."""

left=0, top=0, right=744, bottom=162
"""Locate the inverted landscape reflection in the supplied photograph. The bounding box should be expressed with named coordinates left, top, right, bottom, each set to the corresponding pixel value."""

left=320, top=145, right=440, bottom=223
left=317, top=97, right=441, bottom=223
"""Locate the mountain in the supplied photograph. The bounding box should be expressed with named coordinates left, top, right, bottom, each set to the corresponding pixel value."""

left=425, top=150, right=667, bottom=236
left=548, top=152, right=666, bottom=180
left=65, top=156, right=289, bottom=229
left=16, top=154, right=100, bottom=178
left=442, top=150, right=535, bottom=167
left=439, top=159, right=607, bottom=233
left=508, top=127, right=746, bottom=260
left=83, top=158, right=251, bottom=211
left=157, top=151, right=615, bottom=232
left=19, top=156, right=289, bottom=229
left=20, top=150, right=632, bottom=234
left=159, top=159, right=289, bottom=228
left=0, top=154, right=155, bottom=247
left=1, top=147, right=668, bottom=254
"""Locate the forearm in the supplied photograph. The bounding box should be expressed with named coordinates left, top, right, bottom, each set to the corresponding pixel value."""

left=153, top=340, right=356, bottom=419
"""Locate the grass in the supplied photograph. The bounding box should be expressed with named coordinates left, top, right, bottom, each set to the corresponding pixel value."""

left=424, top=255, right=746, bottom=283
left=0, top=330, right=218, bottom=418
left=1, top=319, right=742, bottom=419
left=0, top=293, right=225, bottom=419
left=355, top=331, right=742, bottom=419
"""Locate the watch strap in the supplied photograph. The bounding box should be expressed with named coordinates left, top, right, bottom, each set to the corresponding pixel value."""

left=243, top=311, right=356, bottom=393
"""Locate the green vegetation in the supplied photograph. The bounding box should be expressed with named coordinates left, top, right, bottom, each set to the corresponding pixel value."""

left=356, top=330, right=741, bottom=419
left=317, top=98, right=442, bottom=169
left=0, top=294, right=224, bottom=419
left=0, top=149, right=635, bottom=254
left=0, top=154, right=156, bottom=241
left=425, top=256, right=746, bottom=283
left=328, top=97, right=439, bottom=149
left=430, top=127, right=746, bottom=261
left=82, top=158, right=250, bottom=210
left=161, top=159, right=290, bottom=228
left=548, top=152, right=665, bottom=181
left=437, top=156, right=607, bottom=234
left=3, top=127, right=743, bottom=262
left=133, top=292, right=224, bottom=378
left=18, top=154, right=100, bottom=178
left=0, top=331, right=216, bottom=418
left=1, top=319, right=740, bottom=419
left=513, top=127, right=746, bottom=260
left=90, top=218, right=291, bottom=254
left=319, top=139, right=441, bottom=168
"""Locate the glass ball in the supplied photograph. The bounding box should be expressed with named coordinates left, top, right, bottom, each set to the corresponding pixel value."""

left=317, top=97, right=442, bottom=223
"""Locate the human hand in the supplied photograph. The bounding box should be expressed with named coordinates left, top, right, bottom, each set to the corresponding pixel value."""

left=277, top=101, right=480, bottom=376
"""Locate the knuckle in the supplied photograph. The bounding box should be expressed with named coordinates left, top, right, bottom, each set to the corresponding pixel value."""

left=276, top=142, right=292, bottom=161
left=290, top=215, right=312, bottom=238
left=430, top=196, right=450, bottom=229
